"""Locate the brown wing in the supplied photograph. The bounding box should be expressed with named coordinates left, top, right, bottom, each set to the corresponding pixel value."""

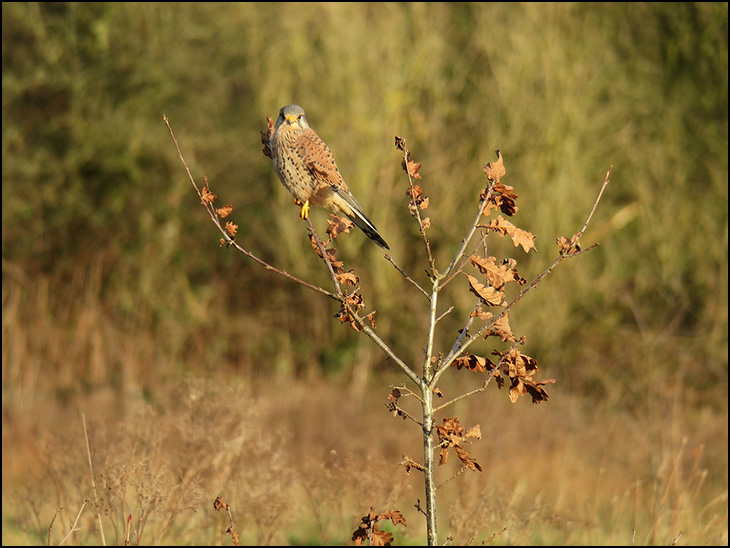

left=296, top=128, right=349, bottom=192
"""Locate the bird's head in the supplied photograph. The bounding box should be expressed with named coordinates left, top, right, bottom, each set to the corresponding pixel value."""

left=276, top=104, right=309, bottom=130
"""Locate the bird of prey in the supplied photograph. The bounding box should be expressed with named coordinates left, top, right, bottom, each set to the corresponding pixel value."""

left=270, top=104, right=389, bottom=249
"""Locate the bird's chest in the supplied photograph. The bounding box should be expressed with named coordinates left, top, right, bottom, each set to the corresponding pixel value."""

left=272, top=133, right=319, bottom=201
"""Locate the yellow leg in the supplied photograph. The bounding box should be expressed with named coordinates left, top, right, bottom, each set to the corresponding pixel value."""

left=298, top=199, right=310, bottom=220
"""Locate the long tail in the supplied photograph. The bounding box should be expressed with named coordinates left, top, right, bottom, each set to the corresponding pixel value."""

left=336, top=190, right=390, bottom=249
left=350, top=213, right=390, bottom=249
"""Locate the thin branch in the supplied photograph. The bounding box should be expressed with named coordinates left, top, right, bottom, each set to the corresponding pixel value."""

left=163, top=115, right=338, bottom=301
left=82, top=414, right=106, bottom=546
left=56, top=500, right=88, bottom=546
left=441, top=192, right=492, bottom=280
left=436, top=466, right=468, bottom=490
left=305, top=218, right=422, bottom=387
left=441, top=229, right=489, bottom=288
left=445, top=301, right=480, bottom=362
left=388, top=402, right=423, bottom=426
left=360, top=323, right=420, bottom=387
left=435, top=306, right=454, bottom=324
left=424, top=279, right=439, bottom=382
left=576, top=166, right=612, bottom=237
left=385, top=253, right=430, bottom=299
left=433, top=377, right=493, bottom=414
left=47, top=506, right=62, bottom=546
left=400, top=144, right=437, bottom=274
left=392, top=383, right=425, bottom=405
left=431, top=168, right=611, bottom=387
left=305, top=217, right=346, bottom=300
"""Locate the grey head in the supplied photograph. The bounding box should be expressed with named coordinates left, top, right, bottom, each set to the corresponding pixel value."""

left=275, top=104, right=310, bottom=130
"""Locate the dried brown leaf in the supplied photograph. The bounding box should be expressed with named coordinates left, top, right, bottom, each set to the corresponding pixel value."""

left=452, top=354, right=494, bottom=373
left=483, top=150, right=506, bottom=182
left=557, top=234, right=581, bottom=255
left=261, top=117, right=275, bottom=158
left=216, top=205, right=233, bottom=218
left=337, top=270, right=359, bottom=286
left=465, top=273, right=505, bottom=306
left=485, top=313, right=516, bottom=342
left=454, top=444, right=482, bottom=472
left=201, top=185, right=216, bottom=204
left=402, top=150, right=422, bottom=180
left=482, top=182, right=519, bottom=217
left=481, top=216, right=536, bottom=253
left=225, top=221, right=238, bottom=237
left=327, top=214, right=354, bottom=241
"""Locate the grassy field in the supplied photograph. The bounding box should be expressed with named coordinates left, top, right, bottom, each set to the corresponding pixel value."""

left=2, top=2, right=727, bottom=545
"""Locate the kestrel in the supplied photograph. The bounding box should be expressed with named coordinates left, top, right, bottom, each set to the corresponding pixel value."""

left=271, top=104, right=389, bottom=249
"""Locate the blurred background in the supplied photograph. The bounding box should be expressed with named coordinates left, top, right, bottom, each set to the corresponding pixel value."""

left=2, top=2, right=727, bottom=545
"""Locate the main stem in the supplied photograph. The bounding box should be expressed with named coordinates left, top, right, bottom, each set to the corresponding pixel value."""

left=421, top=382, right=437, bottom=545
left=422, top=276, right=440, bottom=546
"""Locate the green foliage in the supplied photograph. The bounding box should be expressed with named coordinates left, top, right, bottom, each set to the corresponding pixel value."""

left=2, top=3, right=727, bottom=406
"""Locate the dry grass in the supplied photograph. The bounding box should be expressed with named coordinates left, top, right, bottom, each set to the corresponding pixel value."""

left=2, top=364, right=727, bottom=545
left=1, top=278, right=727, bottom=544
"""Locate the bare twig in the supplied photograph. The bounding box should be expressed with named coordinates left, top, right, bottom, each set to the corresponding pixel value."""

left=433, top=377, right=493, bottom=415
left=213, top=496, right=240, bottom=546
left=56, top=500, right=88, bottom=546
left=484, top=527, right=508, bottom=544
left=125, top=514, right=132, bottom=546
left=430, top=168, right=611, bottom=388
left=391, top=383, right=425, bottom=405
left=435, top=306, right=455, bottom=323
left=306, top=217, right=345, bottom=300
left=436, top=465, right=468, bottom=490
left=576, top=166, right=612, bottom=238
left=385, top=253, right=430, bottom=298
left=163, top=115, right=338, bottom=301
left=47, top=506, right=61, bottom=546
left=82, top=414, right=106, bottom=546
left=399, top=141, right=437, bottom=274
left=442, top=193, right=492, bottom=281
left=441, top=229, right=489, bottom=287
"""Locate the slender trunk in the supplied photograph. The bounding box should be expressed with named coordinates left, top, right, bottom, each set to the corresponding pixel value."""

left=422, top=384, right=438, bottom=545
left=422, top=276, right=440, bottom=545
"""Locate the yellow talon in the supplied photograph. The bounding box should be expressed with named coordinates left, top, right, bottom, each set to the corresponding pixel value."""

left=299, top=200, right=310, bottom=220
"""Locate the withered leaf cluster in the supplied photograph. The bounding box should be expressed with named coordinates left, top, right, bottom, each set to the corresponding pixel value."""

left=386, top=387, right=404, bottom=418
left=399, top=453, right=426, bottom=475
left=454, top=151, right=554, bottom=402
left=197, top=178, right=239, bottom=241
left=395, top=136, right=423, bottom=181
left=453, top=348, right=554, bottom=404
left=436, top=417, right=482, bottom=472
left=480, top=215, right=536, bottom=253
left=351, top=507, right=407, bottom=547
left=213, top=496, right=241, bottom=547
left=261, top=116, right=275, bottom=158
left=481, top=151, right=521, bottom=217
left=470, top=256, right=527, bottom=290
left=557, top=233, right=582, bottom=256
left=406, top=184, right=429, bottom=215
left=396, top=137, right=431, bottom=231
